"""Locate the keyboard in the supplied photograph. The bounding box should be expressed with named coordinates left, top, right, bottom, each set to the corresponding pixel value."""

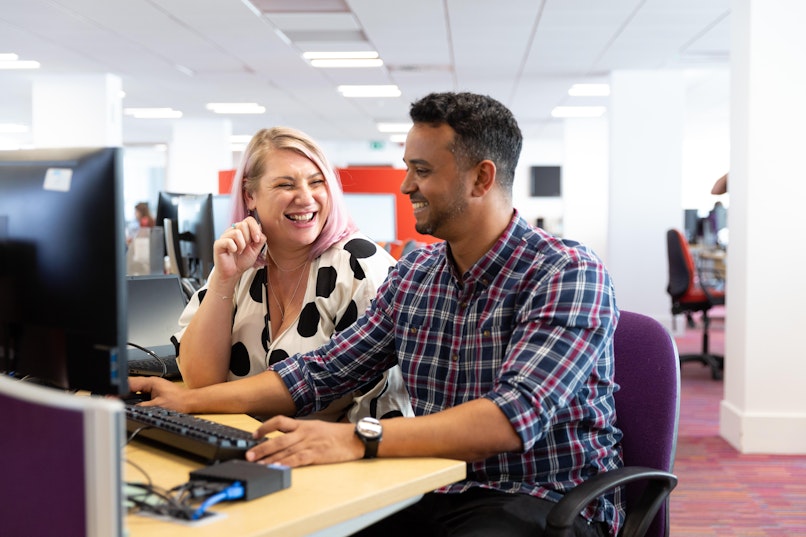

left=128, top=355, right=181, bottom=379
left=125, top=404, right=267, bottom=463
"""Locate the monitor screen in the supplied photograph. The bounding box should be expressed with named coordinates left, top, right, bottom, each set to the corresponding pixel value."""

left=155, top=191, right=215, bottom=283
left=529, top=166, right=562, bottom=197
left=0, top=147, right=128, bottom=395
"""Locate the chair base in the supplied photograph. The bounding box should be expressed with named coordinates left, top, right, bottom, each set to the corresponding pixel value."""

left=680, top=353, right=723, bottom=380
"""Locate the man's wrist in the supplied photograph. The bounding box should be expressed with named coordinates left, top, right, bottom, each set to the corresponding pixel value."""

left=354, top=417, right=383, bottom=459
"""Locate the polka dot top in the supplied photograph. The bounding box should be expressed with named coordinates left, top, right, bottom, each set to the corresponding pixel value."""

left=175, top=232, right=413, bottom=422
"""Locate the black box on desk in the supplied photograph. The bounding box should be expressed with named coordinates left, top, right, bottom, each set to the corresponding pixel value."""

left=190, top=459, right=291, bottom=501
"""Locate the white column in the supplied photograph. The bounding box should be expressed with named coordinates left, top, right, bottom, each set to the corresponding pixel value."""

left=606, top=70, right=686, bottom=322
left=562, top=118, right=609, bottom=264
left=719, top=0, right=806, bottom=454
left=166, top=119, right=233, bottom=194
left=31, top=74, right=122, bottom=147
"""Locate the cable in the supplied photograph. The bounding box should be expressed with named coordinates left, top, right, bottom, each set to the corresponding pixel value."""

left=126, top=341, right=168, bottom=377
left=191, top=481, right=245, bottom=520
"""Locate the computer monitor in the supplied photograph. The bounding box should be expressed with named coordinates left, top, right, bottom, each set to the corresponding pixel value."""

left=0, top=374, right=125, bottom=536
left=156, top=191, right=215, bottom=283
left=0, top=146, right=129, bottom=395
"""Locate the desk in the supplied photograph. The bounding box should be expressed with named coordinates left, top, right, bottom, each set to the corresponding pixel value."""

left=125, top=414, right=466, bottom=537
left=690, top=245, right=727, bottom=283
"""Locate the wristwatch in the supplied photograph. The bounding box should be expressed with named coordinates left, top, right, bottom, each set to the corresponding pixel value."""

left=355, top=417, right=383, bottom=459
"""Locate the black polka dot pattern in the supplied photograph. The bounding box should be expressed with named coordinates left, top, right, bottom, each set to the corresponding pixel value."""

left=177, top=232, right=411, bottom=421
left=229, top=342, right=251, bottom=376
left=335, top=300, right=358, bottom=331
left=297, top=301, right=320, bottom=338
left=316, top=266, right=337, bottom=297
left=268, top=348, right=289, bottom=366
left=345, top=238, right=379, bottom=280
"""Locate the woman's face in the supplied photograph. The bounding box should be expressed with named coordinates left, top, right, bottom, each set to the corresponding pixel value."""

left=246, top=148, right=330, bottom=251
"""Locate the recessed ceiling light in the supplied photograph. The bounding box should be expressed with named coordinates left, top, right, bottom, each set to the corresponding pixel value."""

left=304, top=51, right=382, bottom=68
left=0, top=123, right=30, bottom=133
left=310, top=58, right=383, bottom=68
left=338, top=85, right=401, bottom=98
left=0, top=54, right=40, bottom=69
left=377, top=122, right=412, bottom=133
left=551, top=106, right=606, bottom=118
left=206, top=103, right=266, bottom=114
left=568, top=84, right=610, bottom=97
left=303, top=51, right=379, bottom=59
left=123, top=108, right=183, bottom=119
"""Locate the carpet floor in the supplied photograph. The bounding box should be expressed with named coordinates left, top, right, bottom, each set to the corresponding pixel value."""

left=670, top=311, right=806, bottom=535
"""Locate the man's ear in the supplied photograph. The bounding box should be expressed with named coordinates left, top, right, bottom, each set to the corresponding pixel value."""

left=471, top=160, right=496, bottom=197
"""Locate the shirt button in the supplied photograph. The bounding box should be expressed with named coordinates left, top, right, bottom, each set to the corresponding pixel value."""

left=460, top=302, right=468, bottom=308
left=409, top=327, right=417, bottom=334
left=451, top=354, right=459, bottom=362
left=483, top=329, right=491, bottom=337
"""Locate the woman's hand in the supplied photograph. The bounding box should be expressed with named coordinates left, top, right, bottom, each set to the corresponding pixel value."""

left=245, top=416, right=363, bottom=467
left=212, top=215, right=266, bottom=281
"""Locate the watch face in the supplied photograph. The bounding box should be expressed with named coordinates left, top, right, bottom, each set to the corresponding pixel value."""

left=357, top=417, right=382, bottom=439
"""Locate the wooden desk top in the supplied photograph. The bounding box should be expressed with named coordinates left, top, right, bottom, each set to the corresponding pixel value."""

left=124, top=414, right=466, bottom=537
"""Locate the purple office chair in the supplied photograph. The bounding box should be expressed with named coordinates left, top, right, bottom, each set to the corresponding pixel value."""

left=546, top=311, right=680, bottom=537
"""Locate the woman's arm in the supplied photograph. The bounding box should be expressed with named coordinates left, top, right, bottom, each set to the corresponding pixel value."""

left=179, top=217, right=265, bottom=387
left=128, top=369, right=298, bottom=416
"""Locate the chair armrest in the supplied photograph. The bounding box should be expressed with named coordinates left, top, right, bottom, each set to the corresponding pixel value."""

left=545, top=467, right=678, bottom=537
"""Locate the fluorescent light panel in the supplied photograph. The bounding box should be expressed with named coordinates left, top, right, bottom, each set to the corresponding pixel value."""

left=551, top=106, right=606, bottom=118
left=123, top=107, right=183, bottom=119
left=0, top=123, right=30, bottom=133
left=206, top=102, right=265, bottom=114
left=303, top=51, right=378, bottom=59
left=377, top=122, right=412, bottom=133
left=568, top=83, right=610, bottom=97
left=0, top=58, right=40, bottom=69
left=0, top=51, right=40, bottom=69
left=338, top=85, right=400, bottom=98
left=310, top=58, right=383, bottom=68
left=304, top=51, right=382, bottom=69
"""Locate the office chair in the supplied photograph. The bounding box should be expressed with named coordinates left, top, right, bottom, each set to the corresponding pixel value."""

left=546, top=311, right=680, bottom=537
left=665, top=228, right=725, bottom=379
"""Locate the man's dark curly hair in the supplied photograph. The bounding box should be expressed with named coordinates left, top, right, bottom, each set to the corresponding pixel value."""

left=409, top=91, right=523, bottom=193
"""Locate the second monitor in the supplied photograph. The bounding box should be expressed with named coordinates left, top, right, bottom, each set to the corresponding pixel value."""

left=156, top=191, right=215, bottom=283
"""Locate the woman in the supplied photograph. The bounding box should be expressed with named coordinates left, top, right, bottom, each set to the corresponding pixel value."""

left=135, top=201, right=155, bottom=228
left=175, top=127, right=411, bottom=422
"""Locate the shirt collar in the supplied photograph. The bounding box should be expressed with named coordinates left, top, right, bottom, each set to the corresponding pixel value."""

left=447, top=209, right=527, bottom=287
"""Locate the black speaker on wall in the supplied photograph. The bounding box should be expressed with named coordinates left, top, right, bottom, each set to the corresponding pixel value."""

left=530, top=166, right=562, bottom=197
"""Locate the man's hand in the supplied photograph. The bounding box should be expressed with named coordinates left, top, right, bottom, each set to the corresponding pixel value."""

left=126, top=376, right=192, bottom=413
left=246, top=416, right=362, bottom=467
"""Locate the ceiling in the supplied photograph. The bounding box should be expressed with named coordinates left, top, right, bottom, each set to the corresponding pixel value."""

left=0, top=0, right=731, bottom=148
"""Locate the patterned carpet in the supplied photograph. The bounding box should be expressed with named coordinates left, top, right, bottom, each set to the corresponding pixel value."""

left=670, top=312, right=806, bottom=535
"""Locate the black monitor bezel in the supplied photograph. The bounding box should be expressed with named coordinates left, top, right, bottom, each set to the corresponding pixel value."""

left=0, top=146, right=128, bottom=395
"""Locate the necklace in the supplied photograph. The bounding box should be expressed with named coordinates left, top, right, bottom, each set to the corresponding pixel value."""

left=268, top=263, right=307, bottom=323
left=265, top=245, right=308, bottom=272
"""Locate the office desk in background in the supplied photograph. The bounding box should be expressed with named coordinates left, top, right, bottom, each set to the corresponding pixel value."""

left=125, top=413, right=466, bottom=537
left=690, top=244, right=727, bottom=283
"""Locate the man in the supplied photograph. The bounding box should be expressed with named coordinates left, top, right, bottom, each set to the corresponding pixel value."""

left=130, top=92, right=623, bottom=536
